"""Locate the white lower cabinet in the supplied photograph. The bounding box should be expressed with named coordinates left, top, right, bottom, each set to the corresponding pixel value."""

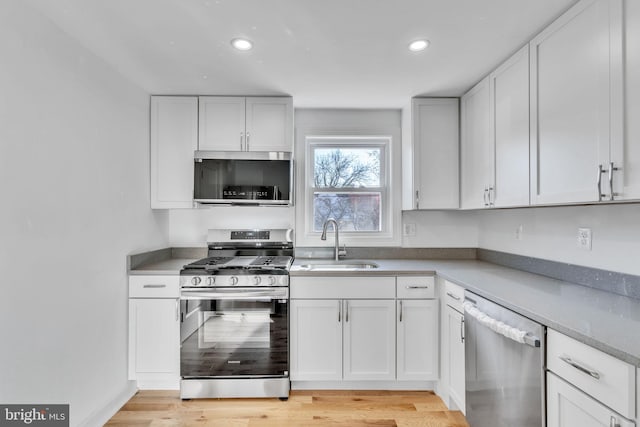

left=397, top=299, right=438, bottom=381
left=290, top=275, right=438, bottom=387
left=547, top=329, right=636, bottom=426
left=547, top=372, right=635, bottom=427
left=446, top=305, right=465, bottom=411
left=128, top=275, right=180, bottom=389
left=290, top=298, right=396, bottom=382
left=289, top=299, right=343, bottom=381
left=343, top=299, right=396, bottom=381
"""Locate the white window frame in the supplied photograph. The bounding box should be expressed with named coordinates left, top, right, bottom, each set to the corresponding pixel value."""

left=306, top=136, right=390, bottom=237
left=294, top=109, right=402, bottom=248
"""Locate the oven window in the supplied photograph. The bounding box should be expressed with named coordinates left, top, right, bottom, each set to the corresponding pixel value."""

left=181, top=298, right=288, bottom=378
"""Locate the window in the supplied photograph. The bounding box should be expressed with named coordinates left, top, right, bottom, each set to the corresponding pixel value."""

left=307, top=136, right=390, bottom=235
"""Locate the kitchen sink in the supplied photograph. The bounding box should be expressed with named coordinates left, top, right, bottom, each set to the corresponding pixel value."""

left=296, top=262, right=379, bottom=271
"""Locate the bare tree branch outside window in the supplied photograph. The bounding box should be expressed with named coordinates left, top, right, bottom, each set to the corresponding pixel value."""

left=312, top=148, right=382, bottom=232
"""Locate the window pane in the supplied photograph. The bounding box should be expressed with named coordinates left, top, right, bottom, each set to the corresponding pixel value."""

left=313, top=148, right=381, bottom=188
left=313, top=192, right=381, bottom=232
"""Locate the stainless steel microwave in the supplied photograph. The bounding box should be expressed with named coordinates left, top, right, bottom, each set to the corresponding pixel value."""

left=193, top=151, right=293, bottom=206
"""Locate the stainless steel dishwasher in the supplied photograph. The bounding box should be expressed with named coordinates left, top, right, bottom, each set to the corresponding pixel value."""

left=464, top=291, right=545, bottom=427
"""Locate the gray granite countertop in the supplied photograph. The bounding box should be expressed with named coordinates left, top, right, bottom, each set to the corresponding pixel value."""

left=291, top=258, right=640, bottom=366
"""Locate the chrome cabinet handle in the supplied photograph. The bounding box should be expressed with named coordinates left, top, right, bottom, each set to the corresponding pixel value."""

left=608, top=161, right=619, bottom=201
left=446, top=291, right=461, bottom=301
left=399, top=300, right=403, bottom=322
left=597, top=164, right=607, bottom=201
left=175, top=299, right=179, bottom=322
left=406, top=285, right=429, bottom=289
left=559, top=355, right=601, bottom=380
left=246, top=132, right=250, bottom=151
left=415, top=190, right=419, bottom=209
left=610, top=416, right=620, bottom=427
left=488, top=186, right=494, bottom=206
left=338, top=300, right=341, bottom=322
left=143, top=284, right=166, bottom=288
left=345, top=300, right=349, bottom=322
left=240, top=131, right=244, bottom=150
left=483, top=187, right=488, bottom=206
left=460, top=318, right=465, bottom=343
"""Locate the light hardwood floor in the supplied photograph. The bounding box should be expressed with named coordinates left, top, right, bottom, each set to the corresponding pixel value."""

left=105, top=390, right=469, bottom=427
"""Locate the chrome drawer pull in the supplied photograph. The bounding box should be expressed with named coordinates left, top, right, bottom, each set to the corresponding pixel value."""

left=406, top=285, right=429, bottom=289
left=143, top=284, right=166, bottom=288
left=446, top=291, right=461, bottom=301
left=559, top=355, right=601, bottom=380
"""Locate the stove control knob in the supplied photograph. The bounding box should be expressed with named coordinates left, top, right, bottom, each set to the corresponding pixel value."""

left=206, top=277, right=215, bottom=286
left=191, top=277, right=202, bottom=286
left=230, top=276, right=239, bottom=286
left=252, top=276, right=262, bottom=286
left=268, top=276, right=277, bottom=286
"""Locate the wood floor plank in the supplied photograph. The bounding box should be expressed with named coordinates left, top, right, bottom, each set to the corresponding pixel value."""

left=105, top=390, right=469, bottom=427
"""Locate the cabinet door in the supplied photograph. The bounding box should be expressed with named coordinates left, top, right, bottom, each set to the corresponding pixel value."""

left=530, top=0, right=623, bottom=205
left=397, top=299, right=438, bottom=381
left=343, top=299, right=396, bottom=381
left=412, top=98, right=460, bottom=209
left=547, top=372, right=635, bottom=427
left=490, top=45, right=530, bottom=208
left=245, top=97, right=293, bottom=152
left=619, top=0, right=640, bottom=200
left=198, top=96, right=246, bottom=151
left=460, top=78, right=492, bottom=209
left=446, top=306, right=465, bottom=412
left=290, top=299, right=342, bottom=381
left=128, top=298, right=179, bottom=387
left=150, top=96, right=197, bottom=209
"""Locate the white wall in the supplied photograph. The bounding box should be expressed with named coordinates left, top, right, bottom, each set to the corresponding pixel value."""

left=402, top=210, right=479, bottom=248
left=169, top=207, right=294, bottom=246
left=0, top=2, right=168, bottom=426
left=477, top=204, right=640, bottom=275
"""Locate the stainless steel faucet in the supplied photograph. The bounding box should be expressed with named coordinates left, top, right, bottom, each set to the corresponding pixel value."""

left=321, top=218, right=347, bottom=261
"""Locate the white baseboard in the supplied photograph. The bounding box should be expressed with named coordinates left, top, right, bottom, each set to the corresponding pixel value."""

left=291, top=380, right=436, bottom=391
left=78, top=381, right=137, bottom=427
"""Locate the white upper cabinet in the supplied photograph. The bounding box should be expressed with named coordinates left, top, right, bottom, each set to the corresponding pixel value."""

left=150, top=96, right=198, bottom=209
left=460, top=78, right=492, bottom=209
left=490, top=45, right=530, bottom=207
left=198, top=96, right=293, bottom=152
left=198, top=97, right=246, bottom=151
left=529, top=0, right=623, bottom=205
left=620, top=0, right=640, bottom=200
left=245, top=97, right=294, bottom=152
left=408, top=98, right=460, bottom=210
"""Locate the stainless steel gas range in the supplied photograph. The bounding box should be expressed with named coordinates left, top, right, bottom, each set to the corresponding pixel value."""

left=179, top=229, right=293, bottom=400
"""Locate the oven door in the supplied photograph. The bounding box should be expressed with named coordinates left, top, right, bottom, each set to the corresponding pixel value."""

left=180, top=287, right=289, bottom=379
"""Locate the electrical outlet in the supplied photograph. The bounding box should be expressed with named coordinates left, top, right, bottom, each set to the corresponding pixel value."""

left=577, top=228, right=592, bottom=250
left=403, top=223, right=416, bottom=236
left=515, top=224, right=524, bottom=241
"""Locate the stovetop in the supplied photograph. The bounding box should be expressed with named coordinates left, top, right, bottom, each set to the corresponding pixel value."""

left=182, top=255, right=293, bottom=273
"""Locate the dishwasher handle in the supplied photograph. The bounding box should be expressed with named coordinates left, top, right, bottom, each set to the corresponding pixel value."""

left=463, top=301, right=540, bottom=348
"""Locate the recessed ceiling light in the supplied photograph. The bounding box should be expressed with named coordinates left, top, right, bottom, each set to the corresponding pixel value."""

left=408, top=39, right=430, bottom=52
left=231, top=38, right=253, bottom=51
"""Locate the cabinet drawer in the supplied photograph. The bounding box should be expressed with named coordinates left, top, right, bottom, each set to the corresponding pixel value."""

left=290, top=276, right=395, bottom=299
left=444, top=280, right=464, bottom=312
left=396, top=276, right=435, bottom=299
left=547, top=329, right=636, bottom=419
left=129, top=275, right=180, bottom=298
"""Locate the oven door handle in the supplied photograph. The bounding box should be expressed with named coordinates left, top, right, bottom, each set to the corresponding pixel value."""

left=180, top=289, right=288, bottom=300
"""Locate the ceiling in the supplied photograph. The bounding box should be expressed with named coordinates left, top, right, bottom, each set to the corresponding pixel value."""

left=27, top=0, right=576, bottom=108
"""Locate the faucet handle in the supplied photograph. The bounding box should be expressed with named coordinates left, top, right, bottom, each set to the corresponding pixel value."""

left=338, top=244, right=347, bottom=258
